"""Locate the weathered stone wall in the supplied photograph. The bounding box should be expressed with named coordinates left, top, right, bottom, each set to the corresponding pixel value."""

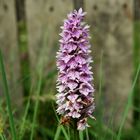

left=0, top=0, right=133, bottom=126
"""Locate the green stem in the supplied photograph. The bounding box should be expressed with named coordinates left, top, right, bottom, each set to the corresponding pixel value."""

left=74, top=128, right=79, bottom=140
left=0, top=50, right=17, bottom=140
left=86, top=128, right=89, bottom=140
left=72, top=121, right=79, bottom=140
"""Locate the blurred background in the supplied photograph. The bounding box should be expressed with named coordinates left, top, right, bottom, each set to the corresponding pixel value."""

left=0, top=0, right=140, bottom=140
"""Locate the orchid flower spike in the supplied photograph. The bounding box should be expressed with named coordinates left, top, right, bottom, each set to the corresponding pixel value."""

left=56, top=8, right=95, bottom=131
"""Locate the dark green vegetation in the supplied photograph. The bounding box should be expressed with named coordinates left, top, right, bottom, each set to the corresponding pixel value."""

left=133, top=0, right=140, bottom=129
left=0, top=48, right=140, bottom=140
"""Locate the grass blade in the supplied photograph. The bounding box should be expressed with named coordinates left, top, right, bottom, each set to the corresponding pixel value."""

left=19, top=86, right=33, bottom=140
left=0, top=134, right=6, bottom=140
left=0, top=50, right=17, bottom=140
left=54, top=125, right=62, bottom=140
left=117, top=63, right=140, bottom=140
left=30, top=73, right=42, bottom=140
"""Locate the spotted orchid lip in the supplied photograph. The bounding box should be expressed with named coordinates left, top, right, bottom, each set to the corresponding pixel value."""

left=56, top=8, right=95, bottom=130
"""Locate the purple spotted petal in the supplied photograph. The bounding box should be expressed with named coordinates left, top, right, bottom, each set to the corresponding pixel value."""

left=67, top=94, right=78, bottom=103
left=77, top=118, right=89, bottom=130
left=68, top=80, right=78, bottom=90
